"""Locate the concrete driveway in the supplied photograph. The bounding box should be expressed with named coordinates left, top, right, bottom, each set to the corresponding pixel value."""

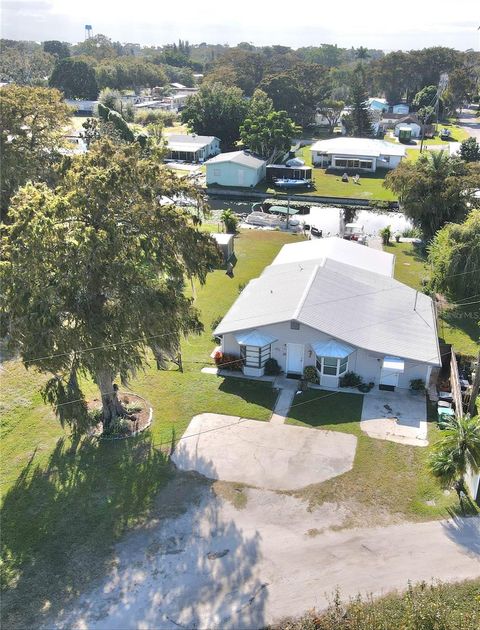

left=172, top=413, right=357, bottom=490
left=48, top=478, right=480, bottom=630
left=361, top=389, right=428, bottom=446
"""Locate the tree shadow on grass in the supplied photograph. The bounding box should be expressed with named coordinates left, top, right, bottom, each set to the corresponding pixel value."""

left=2, top=434, right=267, bottom=629
left=1, top=434, right=171, bottom=628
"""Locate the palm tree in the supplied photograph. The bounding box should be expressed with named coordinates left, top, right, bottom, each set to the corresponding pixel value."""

left=355, top=46, right=370, bottom=62
left=429, top=415, right=480, bottom=511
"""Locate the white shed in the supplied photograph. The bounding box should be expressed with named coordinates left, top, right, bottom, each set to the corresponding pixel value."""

left=394, top=119, right=422, bottom=139
left=212, top=233, right=235, bottom=263
left=205, top=151, right=266, bottom=188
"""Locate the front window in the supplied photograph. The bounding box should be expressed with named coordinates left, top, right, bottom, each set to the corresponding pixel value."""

left=240, top=344, right=271, bottom=368
left=316, top=355, right=349, bottom=376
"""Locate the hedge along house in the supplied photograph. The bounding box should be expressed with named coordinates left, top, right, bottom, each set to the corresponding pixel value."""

left=214, top=238, right=441, bottom=389
left=311, top=138, right=406, bottom=173
left=165, top=134, right=220, bottom=163
left=205, top=151, right=266, bottom=188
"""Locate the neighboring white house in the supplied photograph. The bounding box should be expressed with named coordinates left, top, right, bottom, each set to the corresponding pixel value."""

left=394, top=116, right=422, bottom=139
left=215, top=238, right=441, bottom=386
left=165, top=134, right=220, bottom=162
left=392, top=103, right=410, bottom=115
left=65, top=99, right=98, bottom=114
left=205, top=151, right=266, bottom=187
left=367, top=97, right=388, bottom=112
left=310, top=137, right=406, bottom=172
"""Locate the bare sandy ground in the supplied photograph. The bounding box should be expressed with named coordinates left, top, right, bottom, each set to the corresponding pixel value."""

left=47, top=473, right=480, bottom=630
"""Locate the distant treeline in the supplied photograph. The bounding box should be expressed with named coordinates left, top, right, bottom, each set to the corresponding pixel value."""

left=1, top=36, right=478, bottom=118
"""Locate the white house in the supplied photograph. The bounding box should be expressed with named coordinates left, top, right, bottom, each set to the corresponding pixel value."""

left=394, top=116, right=422, bottom=139
left=367, top=97, right=388, bottom=112
left=165, top=134, right=220, bottom=162
left=65, top=99, right=98, bottom=114
left=205, top=151, right=266, bottom=187
left=310, top=137, right=406, bottom=172
left=392, top=103, right=410, bottom=115
left=215, top=238, right=441, bottom=387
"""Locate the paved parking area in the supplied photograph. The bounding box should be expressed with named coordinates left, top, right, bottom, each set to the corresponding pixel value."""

left=361, top=390, right=428, bottom=446
left=172, top=413, right=357, bottom=490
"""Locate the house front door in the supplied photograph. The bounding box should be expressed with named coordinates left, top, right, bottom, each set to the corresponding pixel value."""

left=286, top=343, right=304, bottom=376
left=379, top=367, right=399, bottom=391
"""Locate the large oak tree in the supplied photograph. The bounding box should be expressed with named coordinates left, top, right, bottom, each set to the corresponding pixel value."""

left=0, top=85, right=71, bottom=219
left=1, top=140, right=221, bottom=433
left=181, top=82, right=248, bottom=149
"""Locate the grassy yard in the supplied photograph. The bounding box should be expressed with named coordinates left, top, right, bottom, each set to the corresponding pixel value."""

left=287, top=146, right=397, bottom=201
left=285, top=389, right=459, bottom=522
left=164, top=122, right=189, bottom=134
left=423, top=119, right=470, bottom=145
left=0, top=229, right=298, bottom=628
left=384, top=242, right=479, bottom=357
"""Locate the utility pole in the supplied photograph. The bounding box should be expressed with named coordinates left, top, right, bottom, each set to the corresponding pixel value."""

left=286, top=195, right=290, bottom=230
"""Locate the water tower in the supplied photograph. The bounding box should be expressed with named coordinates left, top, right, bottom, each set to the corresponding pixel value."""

left=85, top=25, right=93, bottom=40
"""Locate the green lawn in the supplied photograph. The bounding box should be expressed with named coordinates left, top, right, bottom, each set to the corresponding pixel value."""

left=423, top=119, right=470, bottom=145
left=0, top=229, right=297, bottom=628
left=285, top=389, right=459, bottom=523
left=384, top=242, right=479, bottom=357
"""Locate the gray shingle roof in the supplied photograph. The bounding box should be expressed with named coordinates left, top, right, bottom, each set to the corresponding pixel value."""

left=215, top=258, right=440, bottom=366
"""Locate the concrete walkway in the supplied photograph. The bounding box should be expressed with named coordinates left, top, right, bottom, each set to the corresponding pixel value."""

left=270, top=375, right=299, bottom=424
left=361, top=390, right=428, bottom=446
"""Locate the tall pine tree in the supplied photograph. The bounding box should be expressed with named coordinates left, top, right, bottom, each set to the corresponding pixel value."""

left=346, top=67, right=373, bottom=137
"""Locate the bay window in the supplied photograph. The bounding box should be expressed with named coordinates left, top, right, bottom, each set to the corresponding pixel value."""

left=240, top=344, right=271, bottom=368
left=316, top=355, right=349, bottom=377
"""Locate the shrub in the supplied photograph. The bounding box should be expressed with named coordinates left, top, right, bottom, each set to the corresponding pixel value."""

left=221, top=209, right=239, bottom=234
left=410, top=378, right=425, bottom=391
left=265, top=358, right=281, bottom=376
left=124, top=402, right=143, bottom=414
left=402, top=226, right=422, bottom=238
left=214, top=351, right=243, bottom=371
left=134, top=109, right=176, bottom=127
left=358, top=382, right=374, bottom=393
left=339, top=371, right=363, bottom=388
left=379, top=225, right=391, bottom=245
left=303, top=365, right=319, bottom=384
left=103, top=417, right=130, bottom=436
left=88, top=408, right=103, bottom=424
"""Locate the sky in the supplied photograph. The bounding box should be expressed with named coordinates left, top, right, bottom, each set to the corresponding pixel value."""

left=1, top=0, right=480, bottom=51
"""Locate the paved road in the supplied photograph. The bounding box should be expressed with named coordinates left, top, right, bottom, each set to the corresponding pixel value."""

left=48, top=479, right=480, bottom=630
left=458, top=107, right=480, bottom=141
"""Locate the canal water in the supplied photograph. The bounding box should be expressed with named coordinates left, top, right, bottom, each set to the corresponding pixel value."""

left=207, top=199, right=412, bottom=237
